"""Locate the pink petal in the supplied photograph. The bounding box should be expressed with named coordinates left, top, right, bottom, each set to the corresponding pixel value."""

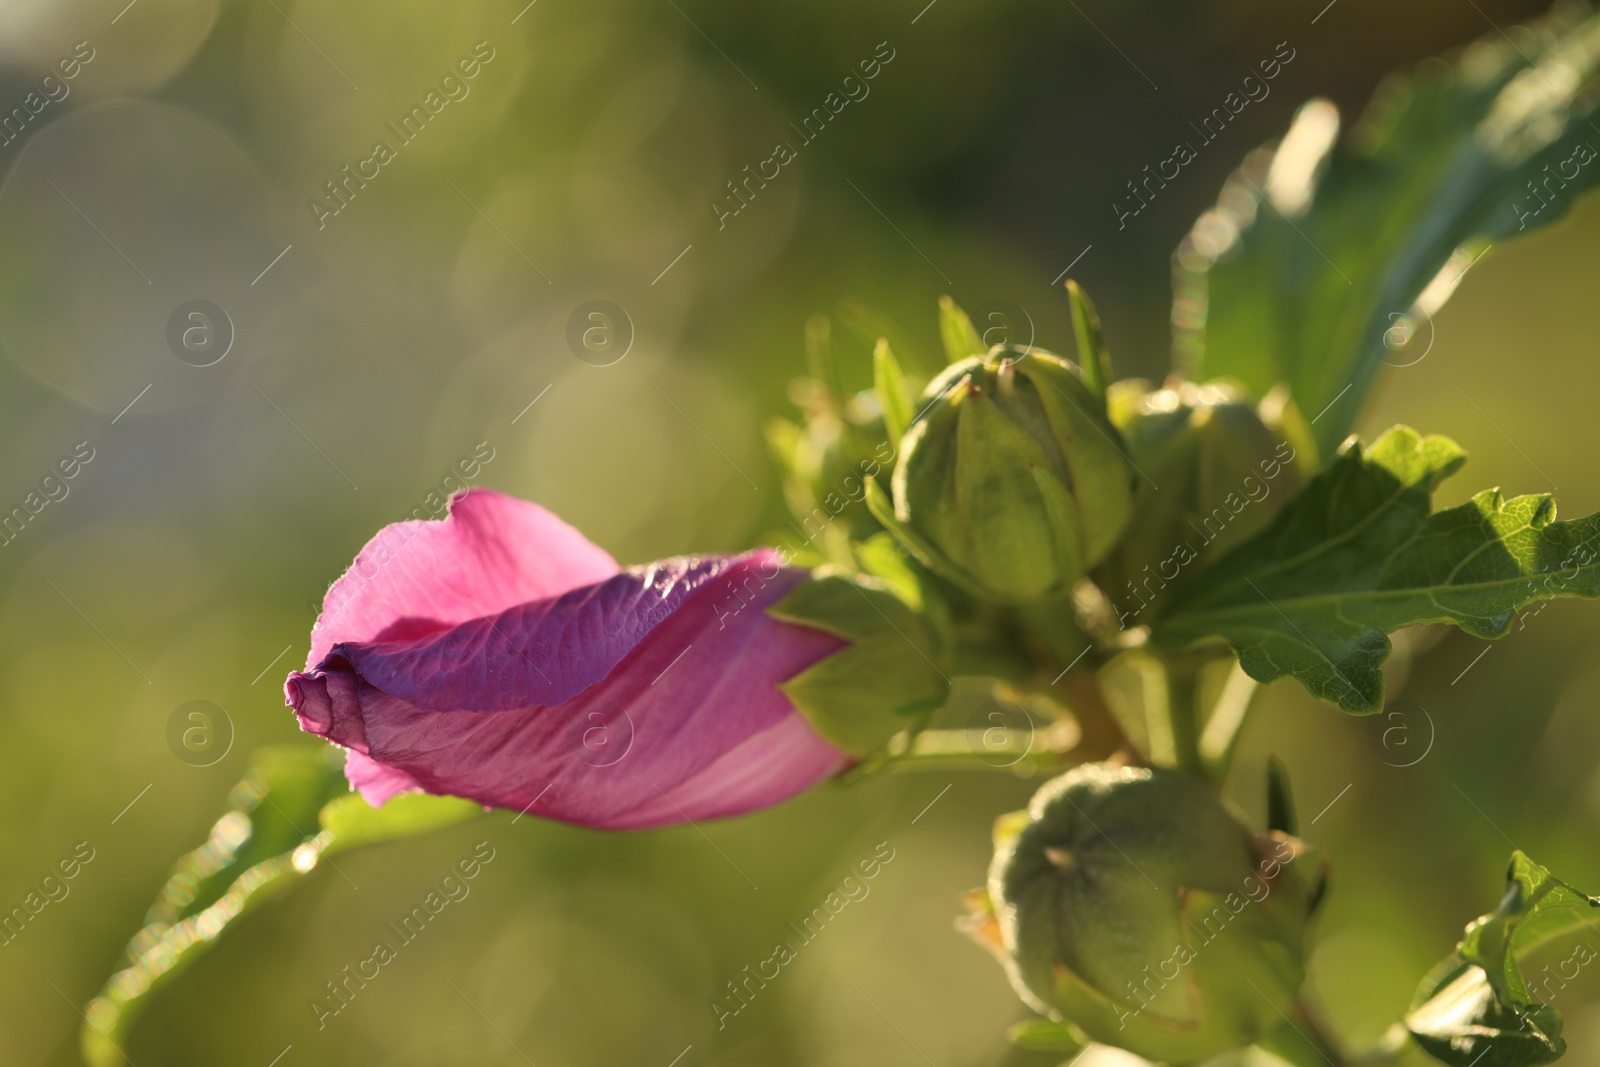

left=330, top=556, right=748, bottom=712
left=287, top=559, right=849, bottom=829
left=343, top=750, right=424, bottom=805
left=306, top=488, right=618, bottom=668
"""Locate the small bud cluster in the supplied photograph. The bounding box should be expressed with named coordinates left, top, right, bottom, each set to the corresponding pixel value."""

left=765, top=292, right=1331, bottom=1065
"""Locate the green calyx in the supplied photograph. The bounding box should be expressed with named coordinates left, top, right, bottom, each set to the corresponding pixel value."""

left=886, top=346, right=1135, bottom=604
left=767, top=568, right=950, bottom=760
left=969, top=763, right=1312, bottom=1065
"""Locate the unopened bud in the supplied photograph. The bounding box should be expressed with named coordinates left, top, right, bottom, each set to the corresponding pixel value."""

left=888, top=346, right=1135, bottom=602
left=1101, top=379, right=1314, bottom=621
left=968, top=763, right=1312, bottom=1065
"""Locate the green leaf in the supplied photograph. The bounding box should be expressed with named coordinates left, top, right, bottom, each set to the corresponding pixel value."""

left=767, top=571, right=949, bottom=758
left=1265, top=754, right=1296, bottom=836
left=1154, top=425, right=1600, bottom=712
left=1406, top=851, right=1600, bottom=1066
left=873, top=337, right=913, bottom=446
left=938, top=295, right=985, bottom=364
left=1064, top=279, right=1111, bottom=404
left=1177, top=7, right=1600, bottom=453
left=1005, top=1016, right=1086, bottom=1053
left=82, top=746, right=482, bottom=1067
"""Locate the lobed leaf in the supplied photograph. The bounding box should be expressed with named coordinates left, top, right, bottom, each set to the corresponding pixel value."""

left=1407, top=851, right=1600, bottom=1066
left=1176, top=6, right=1600, bottom=453
left=1154, top=426, right=1600, bottom=712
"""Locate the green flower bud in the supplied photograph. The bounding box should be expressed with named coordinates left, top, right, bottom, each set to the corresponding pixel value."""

left=887, top=346, right=1134, bottom=603
left=767, top=383, right=896, bottom=548
left=972, top=763, right=1311, bottom=1065
left=1100, top=380, right=1315, bottom=624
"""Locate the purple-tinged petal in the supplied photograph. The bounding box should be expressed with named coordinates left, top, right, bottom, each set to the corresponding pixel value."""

left=306, top=488, right=617, bottom=668
left=287, top=561, right=850, bottom=828
left=290, top=663, right=428, bottom=805
left=329, top=555, right=756, bottom=712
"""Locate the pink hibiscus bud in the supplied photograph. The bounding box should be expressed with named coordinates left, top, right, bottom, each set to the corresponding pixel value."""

left=284, top=489, right=945, bottom=830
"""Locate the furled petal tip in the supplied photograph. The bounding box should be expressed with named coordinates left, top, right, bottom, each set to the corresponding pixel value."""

left=285, top=488, right=851, bottom=830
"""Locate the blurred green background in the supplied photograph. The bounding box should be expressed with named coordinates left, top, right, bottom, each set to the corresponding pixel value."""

left=1, top=0, right=1598, bottom=1064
